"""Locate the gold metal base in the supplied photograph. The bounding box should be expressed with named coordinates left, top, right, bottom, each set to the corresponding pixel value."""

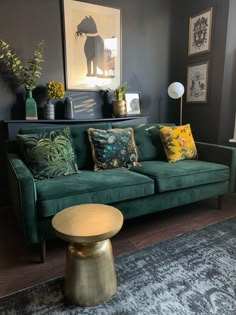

left=64, top=239, right=117, bottom=306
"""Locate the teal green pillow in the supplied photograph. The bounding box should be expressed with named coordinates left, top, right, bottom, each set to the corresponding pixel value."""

left=17, top=127, right=79, bottom=179
left=87, top=128, right=140, bottom=171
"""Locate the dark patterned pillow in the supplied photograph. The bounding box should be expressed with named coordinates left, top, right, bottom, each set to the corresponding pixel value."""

left=17, top=127, right=79, bottom=179
left=87, top=128, right=140, bottom=171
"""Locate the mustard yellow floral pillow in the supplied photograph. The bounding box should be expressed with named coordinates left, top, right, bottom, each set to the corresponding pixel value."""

left=159, top=124, right=197, bottom=163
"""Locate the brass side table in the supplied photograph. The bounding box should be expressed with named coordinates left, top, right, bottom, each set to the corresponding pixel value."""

left=52, top=204, right=123, bottom=306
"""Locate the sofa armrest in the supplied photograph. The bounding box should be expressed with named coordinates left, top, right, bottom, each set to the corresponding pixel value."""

left=196, top=142, right=236, bottom=192
left=7, top=153, right=39, bottom=244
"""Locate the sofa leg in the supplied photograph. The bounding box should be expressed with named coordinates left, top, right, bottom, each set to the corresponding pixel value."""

left=218, top=195, right=224, bottom=210
left=40, top=240, right=46, bottom=263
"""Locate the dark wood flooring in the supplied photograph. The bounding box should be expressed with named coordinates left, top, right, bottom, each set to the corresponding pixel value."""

left=0, top=193, right=236, bottom=298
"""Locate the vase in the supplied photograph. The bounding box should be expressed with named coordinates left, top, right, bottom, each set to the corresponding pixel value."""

left=44, top=99, right=55, bottom=120
left=64, top=97, right=74, bottom=119
left=112, top=100, right=126, bottom=118
left=25, top=89, right=38, bottom=120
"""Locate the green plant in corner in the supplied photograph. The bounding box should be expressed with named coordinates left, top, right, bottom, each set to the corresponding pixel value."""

left=109, top=81, right=128, bottom=101
left=0, top=40, right=44, bottom=90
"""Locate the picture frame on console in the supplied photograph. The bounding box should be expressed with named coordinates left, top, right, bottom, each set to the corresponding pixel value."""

left=125, top=92, right=142, bottom=116
left=186, top=61, right=209, bottom=103
left=63, top=0, right=121, bottom=91
left=188, top=7, right=213, bottom=56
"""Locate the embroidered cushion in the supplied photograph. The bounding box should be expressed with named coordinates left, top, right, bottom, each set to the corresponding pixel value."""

left=87, top=128, right=140, bottom=171
left=159, top=124, right=197, bottom=163
left=17, top=127, right=79, bottom=179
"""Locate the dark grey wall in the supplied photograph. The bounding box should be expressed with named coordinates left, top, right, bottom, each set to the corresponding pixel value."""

left=169, top=0, right=229, bottom=143
left=0, top=0, right=172, bottom=123
left=218, top=0, right=236, bottom=145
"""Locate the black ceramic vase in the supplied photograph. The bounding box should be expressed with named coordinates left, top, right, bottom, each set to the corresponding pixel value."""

left=64, top=97, right=74, bottom=119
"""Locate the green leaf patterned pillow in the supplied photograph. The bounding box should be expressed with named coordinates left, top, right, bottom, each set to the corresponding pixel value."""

left=17, top=127, right=79, bottom=179
left=87, top=127, right=140, bottom=171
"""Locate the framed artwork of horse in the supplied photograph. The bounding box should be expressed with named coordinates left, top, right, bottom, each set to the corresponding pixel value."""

left=186, top=61, right=209, bottom=103
left=188, top=7, right=213, bottom=56
left=63, top=0, right=121, bottom=91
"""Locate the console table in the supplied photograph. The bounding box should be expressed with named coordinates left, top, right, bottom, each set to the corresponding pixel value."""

left=1, top=116, right=148, bottom=140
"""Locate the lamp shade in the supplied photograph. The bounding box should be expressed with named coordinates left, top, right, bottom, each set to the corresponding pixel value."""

left=168, top=82, right=185, bottom=99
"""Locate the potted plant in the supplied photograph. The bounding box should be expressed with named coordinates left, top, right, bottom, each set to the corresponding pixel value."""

left=0, top=40, right=44, bottom=120
left=109, top=82, right=128, bottom=118
left=44, top=80, right=65, bottom=120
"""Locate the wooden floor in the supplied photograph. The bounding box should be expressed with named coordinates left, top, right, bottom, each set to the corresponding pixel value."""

left=0, top=193, right=236, bottom=298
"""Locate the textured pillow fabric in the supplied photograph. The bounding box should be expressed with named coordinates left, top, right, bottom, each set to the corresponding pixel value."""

left=17, top=127, right=79, bottom=179
left=159, top=124, right=197, bottom=163
left=87, top=128, right=140, bottom=171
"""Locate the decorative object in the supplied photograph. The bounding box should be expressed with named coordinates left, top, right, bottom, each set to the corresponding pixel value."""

left=159, top=124, right=197, bottom=163
left=43, top=99, right=55, bottom=120
left=25, top=89, right=38, bottom=120
left=167, top=82, right=185, bottom=125
left=186, top=61, right=209, bottom=103
left=47, top=80, right=65, bottom=99
left=2, top=216, right=236, bottom=314
left=0, top=40, right=44, bottom=119
left=125, top=93, right=141, bottom=116
left=109, top=82, right=128, bottom=118
left=44, top=81, right=65, bottom=120
left=188, top=7, right=213, bottom=56
left=64, top=96, right=74, bottom=119
left=63, top=0, right=121, bottom=91
left=87, top=127, right=140, bottom=171
left=52, top=204, right=123, bottom=306
left=16, top=127, right=79, bottom=179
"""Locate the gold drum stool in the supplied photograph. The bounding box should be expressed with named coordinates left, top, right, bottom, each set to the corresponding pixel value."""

left=52, top=204, right=123, bottom=306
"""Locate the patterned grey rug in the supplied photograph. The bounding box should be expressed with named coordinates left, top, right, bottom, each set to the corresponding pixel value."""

left=1, top=217, right=236, bottom=315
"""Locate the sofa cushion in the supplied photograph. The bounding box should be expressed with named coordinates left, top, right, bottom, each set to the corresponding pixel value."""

left=159, top=124, right=197, bottom=163
left=17, top=127, right=79, bottom=180
left=87, top=128, right=140, bottom=171
left=111, top=123, right=175, bottom=161
left=19, top=122, right=112, bottom=170
left=130, top=160, right=229, bottom=193
left=36, top=168, right=154, bottom=218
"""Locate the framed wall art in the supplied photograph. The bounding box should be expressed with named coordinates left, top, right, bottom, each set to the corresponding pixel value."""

left=125, top=93, right=141, bottom=116
left=186, top=61, right=209, bottom=103
left=188, top=7, right=213, bottom=56
left=63, top=0, right=121, bottom=91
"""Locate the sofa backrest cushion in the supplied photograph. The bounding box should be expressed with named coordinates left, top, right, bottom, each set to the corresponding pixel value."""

left=19, top=122, right=112, bottom=169
left=111, top=123, right=175, bottom=161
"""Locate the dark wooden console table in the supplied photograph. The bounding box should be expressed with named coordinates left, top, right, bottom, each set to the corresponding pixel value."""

left=1, top=116, right=148, bottom=140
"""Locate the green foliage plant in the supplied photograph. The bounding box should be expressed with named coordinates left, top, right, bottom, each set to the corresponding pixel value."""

left=109, top=81, right=128, bottom=101
left=0, top=40, right=44, bottom=90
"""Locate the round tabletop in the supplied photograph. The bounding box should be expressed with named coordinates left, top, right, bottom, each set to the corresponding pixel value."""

left=52, top=204, right=124, bottom=243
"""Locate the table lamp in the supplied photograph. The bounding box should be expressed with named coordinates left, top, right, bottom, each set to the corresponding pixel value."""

left=168, top=82, right=185, bottom=125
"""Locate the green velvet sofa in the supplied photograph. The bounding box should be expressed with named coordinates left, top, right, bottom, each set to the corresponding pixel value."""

left=7, top=122, right=236, bottom=262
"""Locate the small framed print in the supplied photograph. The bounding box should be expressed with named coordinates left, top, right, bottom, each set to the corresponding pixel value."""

left=125, top=93, right=141, bottom=116
left=186, top=61, right=209, bottom=103
left=188, top=7, right=213, bottom=56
